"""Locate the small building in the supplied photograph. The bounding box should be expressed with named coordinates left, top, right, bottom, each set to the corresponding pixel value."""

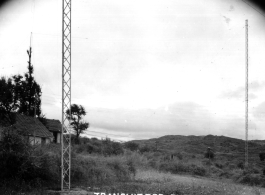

left=15, top=114, right=53, bottom=144
left=0, top=114, right=53, bottom=145
left=46, top=119, right=62, bottom=144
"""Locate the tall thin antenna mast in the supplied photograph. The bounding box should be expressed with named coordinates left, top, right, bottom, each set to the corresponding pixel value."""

left=245, top=19, right=249, bottom=169
left=61, top=0, right=72, bottom=190
left=30, top=32, right=32, bottom=48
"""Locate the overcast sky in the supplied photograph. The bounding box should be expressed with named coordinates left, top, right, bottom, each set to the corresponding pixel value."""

left=1, top=0, right=265, bottom=141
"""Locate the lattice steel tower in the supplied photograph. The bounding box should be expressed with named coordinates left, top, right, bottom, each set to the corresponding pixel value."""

left=61, top=0, right=72, bottom=190
left=245, top=19, right=249, bottom=169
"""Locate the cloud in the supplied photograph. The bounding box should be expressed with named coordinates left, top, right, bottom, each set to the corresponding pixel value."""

left=253, top=101, right=265, bottom=119
left=83, top=99, right=262, bottom=140
left=249, top=81, right=265, bottom=91
left=218, top=117, right=256, bottom=139
left=84, top=101, right=218, bottom=140
left=219, top=81, right=265, bottom=100
left=221, top=87, right=256, bottom=99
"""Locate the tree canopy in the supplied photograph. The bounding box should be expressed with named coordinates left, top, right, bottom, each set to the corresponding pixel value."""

left=0, top=47, right=42, bottom=119
left=0, top=77, right=16, bottom=114
left=66, top=104, right=89, bottom=143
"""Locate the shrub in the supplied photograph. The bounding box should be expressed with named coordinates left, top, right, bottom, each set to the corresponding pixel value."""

left=228, top=164, right=236, bottom=170
left=107, top=158, right=131, bottom=181
left=124, top=142, right=139, bottom=152
left=215, top=162, right=223, bottom=169
left=126, top=159, right=136, bottom=177
left=0, top=128, right=61, bottom=191
left=71, top=155, right=115, bottom=186
left=160, top=161, right=189, bottom=174
left=210, top=165, right=223, bottom=176
left=237, top=173, right=265, bottom=187
left=71, top=154, right=136, bottom=187
left=0, top=128, right=34, bottom=181
left=159, top=160, right=207, bottom=177
left=139, top=145, right=155, bottom=153
left=73, top=138, right=123, bottom=156
left=148, top=159, right=160, bottom=169
left=111, top=142, right=124, bottom=155
left=191, top=165, right=206, bottom=176
left=175, top=152, right=183, bottom=160
left=219, top=171, right=233, bottom=178
left=237, top=161, right=244, bottom=169
left=124, top=150, right=149, bottom=169
left=86, top=143, right=94, bottom=153
left=32, top=150, right=60, bottom=185
left=204, top=159, right=213, bottom=166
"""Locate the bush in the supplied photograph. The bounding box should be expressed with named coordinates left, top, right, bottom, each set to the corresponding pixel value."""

left=237, top=161, right=244, bottom=169
left=71, top=155, right=136, bottom=187
left=124, top=150, right=149, bottom=169
left=219, top=170, right=233, bottom=178
left=107, top=158, right=131, bottom=181
left=71, top=155, right=114, bottom=186
left=126, top=159, right=136, bottom=177
left=124, top=142, right=139, bottom=151
left=139, top=145, right=155, bottom=153
left=159, top=161, right=189, bottom=174
left=215, top=162, right=223, bottom=169
left=0, top=128, right=34, bottom=181
left=0, top=128, right=61, bottom=191
left=74, top=138, right=123, bottom=156
left=191, top=165, right=206, bottom=176
left=159, top=160, right=207, bottom=177
left=176, top=153, right=183, bottom=160
left=33, top=148, right=60, bottom=184
left=237, top=173, right=265, bottom=187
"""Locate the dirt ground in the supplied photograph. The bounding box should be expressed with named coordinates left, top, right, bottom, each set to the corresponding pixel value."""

left=48, top=174, right=265, bottom=195
left=167, top=174, right=265, bottom=195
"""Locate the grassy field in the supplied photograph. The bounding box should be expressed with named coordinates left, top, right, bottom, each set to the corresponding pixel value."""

left=94, top=169, right=265, bottom=195
left=1, top=134, right=265, bottom=194
left=135, top=169, right=265, bottom=195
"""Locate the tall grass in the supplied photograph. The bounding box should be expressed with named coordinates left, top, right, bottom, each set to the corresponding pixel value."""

left=71, top=154, right=137, bottom=187
left=159, top=159, right=207, bottom=176
left=135, top=169, right=173, bottom=183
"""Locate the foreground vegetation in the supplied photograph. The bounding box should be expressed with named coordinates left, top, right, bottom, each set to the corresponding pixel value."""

left=1, top=131, right=265, bottom=194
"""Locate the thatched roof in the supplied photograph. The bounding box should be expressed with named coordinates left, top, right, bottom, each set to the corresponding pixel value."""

left=12, top=114, right=53, bottom=138
left=46, top=119, right=62, bottom=133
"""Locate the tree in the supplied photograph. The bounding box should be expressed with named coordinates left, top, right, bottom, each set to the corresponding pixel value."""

left=66, top=104, right=89, bottom=143
left=0, top=77, right=16, bottom=113
left=0, top=47, right=42, bottom=118
left=14, top=48, right=42, bottom=117
left=0, top=77, right=18, bottom=126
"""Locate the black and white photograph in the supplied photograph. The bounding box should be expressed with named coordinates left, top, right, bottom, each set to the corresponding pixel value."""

left=1, top=0, right=265, bottom=194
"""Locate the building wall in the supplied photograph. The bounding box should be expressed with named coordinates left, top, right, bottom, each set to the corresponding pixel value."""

left=29, top=136, right=42, bottom=145
left=57, top=132, right=61, bottom=143
left=29, top=136, right=51, bottom=145
left=46, top=138, right=51, bottom=144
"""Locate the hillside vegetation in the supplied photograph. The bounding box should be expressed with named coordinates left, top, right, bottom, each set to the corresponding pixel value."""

left=133, top=134, right=265, bottom=169
left=1, top=131, right=265, bottom=195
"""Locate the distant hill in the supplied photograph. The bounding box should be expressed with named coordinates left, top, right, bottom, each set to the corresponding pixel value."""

left=131, top=135, right=265, bottom=167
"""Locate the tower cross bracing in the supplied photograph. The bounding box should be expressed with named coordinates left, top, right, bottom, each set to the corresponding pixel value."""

left=61, top=0, right=72, bottom=190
